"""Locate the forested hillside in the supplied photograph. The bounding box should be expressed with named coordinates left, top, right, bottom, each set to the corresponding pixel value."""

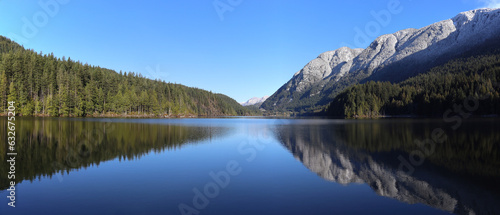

left=327, top=54, right=500, bottom=118
left=0, top=36, right=256, bottom=117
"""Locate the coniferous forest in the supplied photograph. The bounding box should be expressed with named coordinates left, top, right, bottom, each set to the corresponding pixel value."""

left=327, top=54, right=500, bottom=118
left=0, top=36, right=257, bottom=117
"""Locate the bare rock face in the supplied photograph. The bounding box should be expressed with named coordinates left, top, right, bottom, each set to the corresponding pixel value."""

left=289, top=47, right=364, bottom=93
left=263, top=8, right=500, bottom=111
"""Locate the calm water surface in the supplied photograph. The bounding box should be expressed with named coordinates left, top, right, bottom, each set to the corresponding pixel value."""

left=1, top=117, right=499, bottom=215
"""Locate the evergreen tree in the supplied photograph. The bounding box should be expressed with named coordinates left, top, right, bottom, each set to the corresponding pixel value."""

left=7, top=82, right=17, bottom=112
left=0, top=69, right=7, bottom=113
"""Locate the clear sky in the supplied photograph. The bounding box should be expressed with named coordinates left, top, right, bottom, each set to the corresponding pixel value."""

left=0, top=0, right=498, bottom=102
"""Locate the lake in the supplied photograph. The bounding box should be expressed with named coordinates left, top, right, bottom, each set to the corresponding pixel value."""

left=1, top=117, right=499, bottom=215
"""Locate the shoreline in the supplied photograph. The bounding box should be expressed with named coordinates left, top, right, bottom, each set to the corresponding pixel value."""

left=0, top=113, right=256, bottom=118
left=1, top=113, right=499, bottom=119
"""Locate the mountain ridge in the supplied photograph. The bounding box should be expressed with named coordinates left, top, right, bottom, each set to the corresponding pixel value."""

left=262, top=8, right=500, bottom=113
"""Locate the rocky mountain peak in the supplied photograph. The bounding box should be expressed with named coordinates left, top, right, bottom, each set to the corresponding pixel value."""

left=240, top=96, right=270, bottom=106
left=262, top=8, right=500, bottom=111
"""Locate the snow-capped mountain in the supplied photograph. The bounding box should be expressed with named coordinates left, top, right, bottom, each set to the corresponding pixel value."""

left=262, top=8, right=500, bottom=111
left=240, top=96, right=269, bottom=106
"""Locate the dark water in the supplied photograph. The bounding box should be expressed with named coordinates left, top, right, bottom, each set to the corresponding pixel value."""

left=1, top=117, right=499, bottom=215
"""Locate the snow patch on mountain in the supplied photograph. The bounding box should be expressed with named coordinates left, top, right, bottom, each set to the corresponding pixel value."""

left=240, top=96, right=270, bottom=106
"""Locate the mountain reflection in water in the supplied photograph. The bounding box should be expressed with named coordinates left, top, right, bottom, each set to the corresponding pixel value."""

left=275, top=119, right=500, bottom=215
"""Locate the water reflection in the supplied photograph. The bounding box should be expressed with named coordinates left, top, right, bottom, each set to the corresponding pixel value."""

left=275, top=119, right=500, bottom=215
left=0, top=117, right=226, bottom=190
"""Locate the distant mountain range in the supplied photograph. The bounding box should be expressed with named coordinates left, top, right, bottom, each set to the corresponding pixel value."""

left=262, top=8, right=500, bottom=113
left=240, top=96, right=269, bottom=106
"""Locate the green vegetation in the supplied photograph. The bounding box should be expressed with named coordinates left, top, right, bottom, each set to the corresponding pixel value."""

left=0, top=36, right=258, bottom=117
left=327, top=54, right=500, bottom=118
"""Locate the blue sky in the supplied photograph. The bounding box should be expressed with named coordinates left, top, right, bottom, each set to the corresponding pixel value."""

left=0, top=0, right=497, bottom=102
